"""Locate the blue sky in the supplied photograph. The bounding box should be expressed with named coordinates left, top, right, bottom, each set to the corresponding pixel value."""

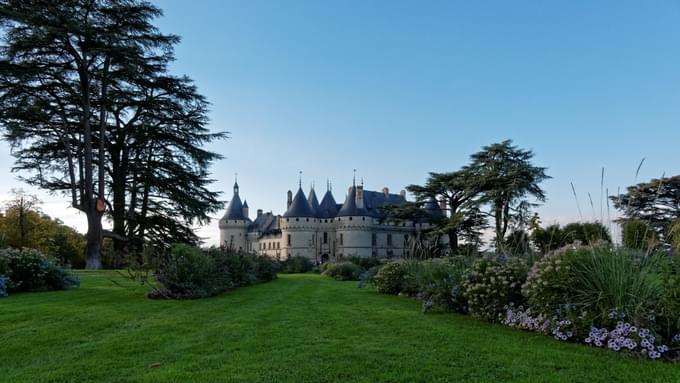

left=2, top=0, right=680, bottom=244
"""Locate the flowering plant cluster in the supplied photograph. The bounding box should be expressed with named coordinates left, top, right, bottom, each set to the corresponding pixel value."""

left=0, top=275, right=8, bottom=297
left=0, top=247, right=79, bottom=296
left=522, top=246, right=588, bottom=316
left=586, top=322, right=670, bottom=360
left=502, top=305, right=574, bottom=341
left=463, top=257, right=528, bottom=322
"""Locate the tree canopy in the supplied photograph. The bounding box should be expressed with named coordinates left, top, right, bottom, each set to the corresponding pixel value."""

left=0, top=0, right=225, bottom=267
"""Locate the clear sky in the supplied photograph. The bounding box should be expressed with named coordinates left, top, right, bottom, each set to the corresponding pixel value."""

left=2, top=0, right=680, bottom=245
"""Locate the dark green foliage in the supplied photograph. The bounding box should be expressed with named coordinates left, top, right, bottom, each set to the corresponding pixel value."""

left=280, top=255, right=313, bottom=274
left=466, top=140, right=550, bottom=252
left=149, top=244, right=277, bottom=299
left=0, top=247, right=79, bottom=295
left=622, top=219, right=657, bottom=252
left=503, top=230, right=532, bottom=256
left=339, top=256, right=381, bottom=270
left=463, top=257, right=528, bottom=322
left=0, top=0, right=225, bottom=267
left=322, top=262, right=363, bottom=281
left=151, top=244, right=217, bottom=299
left=657, top=256, right=680, bottom=341
left=531, top=222, right=611, bottom=254
left=562, top=222, right=611, bottom=245
left=412, top=258, right=467, bottom=313
left=611, top=175, right=680, bottom=242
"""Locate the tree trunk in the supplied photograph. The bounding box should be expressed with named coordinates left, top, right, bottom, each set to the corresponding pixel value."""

left=448, top=227, right=459, bottom=255
left=85, top=209, right=103, bottom=269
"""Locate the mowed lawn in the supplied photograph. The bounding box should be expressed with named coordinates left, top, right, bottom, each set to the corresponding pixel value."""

left=1, top=272, right=678, bottom=383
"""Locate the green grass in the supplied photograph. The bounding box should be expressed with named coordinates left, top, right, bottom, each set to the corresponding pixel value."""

left=1, top=272, right=678, bottom=383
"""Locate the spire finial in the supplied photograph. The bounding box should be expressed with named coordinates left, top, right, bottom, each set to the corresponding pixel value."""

left=298, top=170, right=302, bottom=189
left=327, top=179, right=330, bottom=192
left=233, top=172, right=239, bottom=194
left=353, top=169, right=356, bottom=187
left=361, top=177, right=364, bottom=187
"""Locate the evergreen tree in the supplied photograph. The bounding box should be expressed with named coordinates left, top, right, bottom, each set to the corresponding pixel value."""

left=0, top=1, right=224, bottom=268
left=466, top=140, right=549, bottom=253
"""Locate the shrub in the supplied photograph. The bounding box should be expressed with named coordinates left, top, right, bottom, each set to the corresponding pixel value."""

left=413, top=258, right=467, bottom=313
left=523, top=246, right=592, bottom=319
left=463, top=257, right=528, bottom=322
left=340, top=256, right=381, bottom=270
left=281, top=255, right=313, bottom=273
left=0, top=247, right=79, bottom=295
left=373, top=261, right=409, bottom=295
left=151, top=244, right=217, bottom=299
left=150, top=245, right=278, bottom=299
left=322, top=262, right=363, bottom=281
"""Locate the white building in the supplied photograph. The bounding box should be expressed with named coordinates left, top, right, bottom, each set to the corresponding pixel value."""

left=219, top=178, right=445, bottom=262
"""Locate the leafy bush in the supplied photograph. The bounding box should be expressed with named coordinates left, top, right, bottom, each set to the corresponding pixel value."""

left=340, top=256, right=381, bottom=271
left=151, top=244, right=217, bottom=299
left=0, top=247, right=79, bottom=296
left=322, top=262, right=363, bottom=281
left=281, top=255, right=313, bottom=273
left=463, top=257, right=528, bottom=322
left=373, top=261, right=409, bottom=295
left=150, top=245, right=278, bottom=299
left=523, top=246, right=592, bottom=319
left=412, top=258, right=467, bottom=313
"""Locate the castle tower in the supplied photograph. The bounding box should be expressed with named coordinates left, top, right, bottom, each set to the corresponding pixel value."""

left=219, top=179, right=250, bottom=251
left=335, top=184, right=372, bottom=258
left=280, top=183, right=318, bottom=260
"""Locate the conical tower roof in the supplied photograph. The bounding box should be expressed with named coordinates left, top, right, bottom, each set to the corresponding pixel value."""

left=308, top=187, right=320, bottom=215
left=337, top=185, right=367, bottom=217
left=318, top=189, right=338, bottom=218
left=222, top=181, right=247, bottom=220
left=283, top=187, right=315, bottom=218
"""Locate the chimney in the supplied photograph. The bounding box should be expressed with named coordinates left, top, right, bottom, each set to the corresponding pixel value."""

left=356, top=184, right=364, bottom=209
left=399, top=190, right=406, bottom=199
left=287, top=190, right=293, bottom=208
left=257, top=209, right=263, bottom=217
left=382, top=187, right=389, bottom=196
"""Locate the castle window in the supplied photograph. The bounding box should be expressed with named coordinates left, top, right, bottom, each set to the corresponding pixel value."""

left=349, top=217, right=352, bottom=221
left=372, top=233, right=376, bottom=246
left=362, top=217, right=365, bottom=221
left=277, top=242, right=280, bottom=249
left=404, top=234, right=409, bottom=244
left=323, top=232, right=328, bottom=244
left=287, top=234, right=291, bottom=246
left=296, top=218, right=299, bottom=222
left=387, top=234, right=393, bottom=246
left=340, top=234, right=344, bottom=245
left=306, top=218, right=309, bottom=222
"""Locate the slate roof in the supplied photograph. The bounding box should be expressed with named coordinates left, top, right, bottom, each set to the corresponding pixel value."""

left=283, top=187, right=315, bottom=217
left=361, top=189, right=408, bottom=218
left=222, top=183, right=248, bottom=221
left=337, top=186, right=368, bottom=217
left=317, top=189, right=339, bottom=218
left=308, top=188, right=320, bottom=216
left=248, top=212, right=280, bottom=236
